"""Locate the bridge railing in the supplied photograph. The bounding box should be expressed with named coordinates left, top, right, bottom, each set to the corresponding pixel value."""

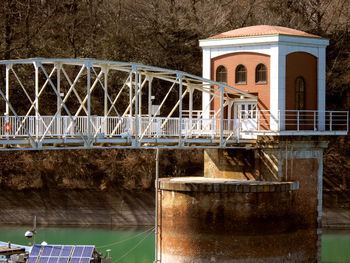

left=0, top=110, right=348, bottom=141
left=0, top=115, right=242, bottom=140
left=137, top=117, right=237, bottom=138
left=0, top=116, right=36, bottom=136
left=250, top=110, right=349, bottom=132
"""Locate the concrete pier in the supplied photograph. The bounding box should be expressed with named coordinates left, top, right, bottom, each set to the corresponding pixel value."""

left=256, top=137, right=328, bottom=262
left=157, top=178, right=300, bottom=262
left=157, top=136, right=328, bottom=262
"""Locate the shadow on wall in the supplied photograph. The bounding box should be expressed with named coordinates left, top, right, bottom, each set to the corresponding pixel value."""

left=204, top=148, right=278, bottom=181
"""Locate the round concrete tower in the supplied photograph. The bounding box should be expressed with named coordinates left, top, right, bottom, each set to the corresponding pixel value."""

left=157, top=177, right=304, bottom=262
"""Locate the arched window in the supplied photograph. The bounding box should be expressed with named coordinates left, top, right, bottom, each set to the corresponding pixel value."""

left=295, top=76, right=305, bottom=110
left=235, top=64, right=246, bottom=84
left=255, top=63, right=267, bottom=83
left=216, top=65, right=227, bottom=83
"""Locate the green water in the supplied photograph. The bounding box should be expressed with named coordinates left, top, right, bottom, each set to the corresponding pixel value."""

left=1, top=227, right=350, bottom=262
left=322, top=230, right=350, bottom=263
left=0, top=227, right=154, bottom=263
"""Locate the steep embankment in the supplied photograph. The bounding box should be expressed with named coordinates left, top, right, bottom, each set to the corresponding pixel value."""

left=0, top=149, right=203, bottom=226
left=0, top=188, right=155, bottom=226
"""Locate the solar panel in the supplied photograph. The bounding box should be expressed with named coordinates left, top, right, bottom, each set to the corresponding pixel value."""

left=82, top=247, right=93, bottom=258
left=51, top=246, right=62, bottom=257
left=58, top=257, right=69, bottom=263
left=42, top=247, right=53, bottom=256
left=70, top=258, right=80, bottom=263
left=29, top=244, right=94, bottom=263
left=72, top=246, right=84, bottom=257
left=80, top=258, right=90, bottom=263
left=27, top=256, right=38, bottom=263
left=38, top=257, right=49, bottom=263
left=31, top=245, right=42, bottom=256
left=48, top=257, right=59, bottom=263
left=61, top=246, right=73, bottom=257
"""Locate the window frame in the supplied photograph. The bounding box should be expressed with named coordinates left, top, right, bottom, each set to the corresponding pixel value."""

left=255, top=63, right=267, bottom=84
left=295, top=76, right=306, bottom=110
left=235, top=64, right=247, bottom=84
left=216, top=65, right=227, bottom=84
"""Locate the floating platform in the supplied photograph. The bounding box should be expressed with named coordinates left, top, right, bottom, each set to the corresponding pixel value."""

left=0, top=245, right=25, bottom=256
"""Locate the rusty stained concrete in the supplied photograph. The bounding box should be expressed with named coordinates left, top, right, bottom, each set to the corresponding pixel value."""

left=158, top=136, right=327, bottom=262
left=158, top=183, right=312, bottom=262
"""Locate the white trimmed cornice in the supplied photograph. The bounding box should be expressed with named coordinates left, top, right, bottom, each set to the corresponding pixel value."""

left=199, top=35, right=329, bottom=49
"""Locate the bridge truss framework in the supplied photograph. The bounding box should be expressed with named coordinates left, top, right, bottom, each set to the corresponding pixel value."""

left=0, top=58, right=260, bottom=150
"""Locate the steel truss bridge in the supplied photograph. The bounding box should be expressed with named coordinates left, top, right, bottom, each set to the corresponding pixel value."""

left=0, top=58, right=348, bottom=150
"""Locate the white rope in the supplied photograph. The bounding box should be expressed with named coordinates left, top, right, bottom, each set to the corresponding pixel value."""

left=112, top=227, right=155, bottom=263
left=96, top=227, right=154, bottom=249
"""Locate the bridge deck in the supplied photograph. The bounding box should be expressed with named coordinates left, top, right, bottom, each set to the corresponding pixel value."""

left=0, top=114, right=347, bottom=150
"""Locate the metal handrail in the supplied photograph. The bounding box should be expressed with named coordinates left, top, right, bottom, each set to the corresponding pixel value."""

left=0, top=110, right=348, bottom=141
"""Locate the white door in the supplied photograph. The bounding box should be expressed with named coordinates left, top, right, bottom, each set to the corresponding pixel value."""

left=235, top=102, right=257, bottom=131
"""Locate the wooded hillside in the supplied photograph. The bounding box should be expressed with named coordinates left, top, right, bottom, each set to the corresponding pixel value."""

left=0, top=0, right=349, bottom=104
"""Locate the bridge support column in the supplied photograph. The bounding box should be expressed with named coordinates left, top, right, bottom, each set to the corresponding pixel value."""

left=255, top=136, right=328, bottom=262
left=157, top=136, right=328, bottom=262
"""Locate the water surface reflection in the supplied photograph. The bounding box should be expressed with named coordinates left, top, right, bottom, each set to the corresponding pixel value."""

left=0, top=227, right=349, bottom=262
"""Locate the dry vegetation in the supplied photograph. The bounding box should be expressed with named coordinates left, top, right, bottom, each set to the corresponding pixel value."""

left=0, top=149, right=203, bottom=191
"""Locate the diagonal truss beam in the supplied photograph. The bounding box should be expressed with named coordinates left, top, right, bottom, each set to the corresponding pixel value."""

left=105, top=71, right=132, bottom=117
left=139, top=76, right=179, bottom=140
left=61, top=66, right=89, bottom=116
left=109, top=74, right=148, bottom=137
left=13, top=65, right=56, bottom=136
left=90, top=66, right=131, bottom=137
left=38, top=64, right=86, bottom=141
left=10, top=67, right=34, bottom=105
left=37, top=62, right=89, bottom=145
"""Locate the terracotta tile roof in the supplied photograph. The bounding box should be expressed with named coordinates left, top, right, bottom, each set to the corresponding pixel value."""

left=209, top=25, right=321, bottom=39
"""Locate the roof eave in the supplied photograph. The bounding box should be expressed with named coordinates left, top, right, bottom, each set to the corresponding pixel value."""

left=199, top=34, right=329, bottom=48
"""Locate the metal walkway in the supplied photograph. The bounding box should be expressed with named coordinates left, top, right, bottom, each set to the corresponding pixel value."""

left=0, top=58, right=347, bottom=150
